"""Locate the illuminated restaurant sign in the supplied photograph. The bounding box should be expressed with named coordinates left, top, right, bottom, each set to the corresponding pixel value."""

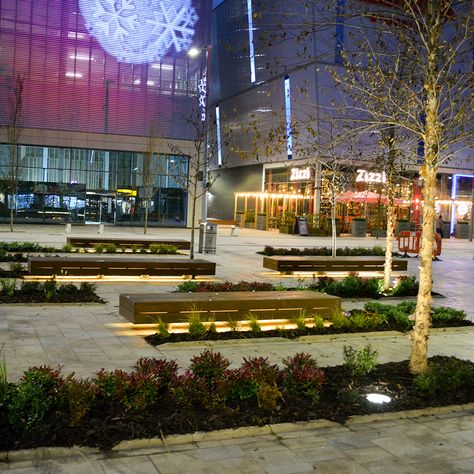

left=290, top=167, right=311, bottom=181
left=356, top=169, right=387, bottom=184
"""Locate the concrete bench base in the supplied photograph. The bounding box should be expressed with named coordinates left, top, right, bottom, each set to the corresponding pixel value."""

left=263, top=256, right=407, bottom=273
left=28, top=256, right=215, bottom=277
left=119, top=291, right=341, bottom=324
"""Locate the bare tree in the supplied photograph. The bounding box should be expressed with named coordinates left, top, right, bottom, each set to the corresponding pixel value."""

left=166, top=109, right=225, bottom=259
left=1, top=73, right=24, bottom=231
left=326, top=0, right=473, bottom=373
left=142, top=128, right=155, bottom=235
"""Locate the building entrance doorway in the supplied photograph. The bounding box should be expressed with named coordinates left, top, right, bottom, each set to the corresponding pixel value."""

left=85, top=193, right=115, bottom=224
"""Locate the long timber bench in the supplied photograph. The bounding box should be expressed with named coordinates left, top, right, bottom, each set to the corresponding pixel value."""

left=263, top=256, right=408, bottom=273
left=28, top=256, right=215, bottom=277
left=119, top=290, right=341, bottom=324
left=66, top=236, right=190, bottom=250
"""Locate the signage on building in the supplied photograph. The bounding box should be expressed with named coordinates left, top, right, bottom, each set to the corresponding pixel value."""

left=198, top=74, right=207, bottom=122
left=355, top=169, right=387, bottom=184
left=290, top=167, right=311, bottom=181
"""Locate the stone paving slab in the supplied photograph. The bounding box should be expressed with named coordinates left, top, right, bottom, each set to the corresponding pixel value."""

left=1, top=412, right=473, bottom=473
left=0, top=224, right=473, bottom=472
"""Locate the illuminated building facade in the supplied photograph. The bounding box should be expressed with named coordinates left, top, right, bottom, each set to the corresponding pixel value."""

left=208, top=0, right=473, bottom=234
left=0, top=0, right=210, bottom=226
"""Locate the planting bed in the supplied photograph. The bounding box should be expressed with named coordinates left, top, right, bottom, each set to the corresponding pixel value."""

left=0, top=353, right=473, bottom=451
left=0, top=281, right=104, bottom=304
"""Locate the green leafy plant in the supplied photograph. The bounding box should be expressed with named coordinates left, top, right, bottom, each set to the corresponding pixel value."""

left=391, top=275, right=419, bottom=296
left=62, top=244, right=73, bottom=253
left=19, top=280, right=41, bottom=295
left=155, top=318, right=170, bottom=338
left=189, top=349, right=230, bottom=385
left=0, top=278, right=17, bottom=297
left=8, top=366, right=66, bottom=430
left=79, top=281, right=97, bottom=295
left=343, top=345, right=379, bottom=376
left=175, top=281, right=200, bottom=292
left=281, top=353, right=324, bottom=402
left=65, top=377, right=96, bottom=426
left=0, top=344, right=7, bottom=404
left=331, top=309, right=349, bottom=329
left=130, top=244, right=140, bottom=253
left=247, top=313, right=261, bottom=332
left=9, top=262, right=24, bottom=278
left=414, top=357, right=474, bottom=397
left=187, top=311, right=207, bottom=338
left=93, top=243, right=104, bottom=254
left=313, top=315, right=325, bottom=331
left=294, top=310, right=308, bottom=331
left=104, top=243, right=117, bottom=253
left=43, top=277, right=58, bottom=301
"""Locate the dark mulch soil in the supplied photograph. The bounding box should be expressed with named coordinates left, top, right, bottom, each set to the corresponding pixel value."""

left=0, top=292, right=105, bottom=304
left=1, top=356, right=472, bottom=451
left=145, top=319, right=473, bottom=346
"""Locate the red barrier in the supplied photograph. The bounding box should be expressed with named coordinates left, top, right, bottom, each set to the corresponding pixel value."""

left=398, top=230, right=442, bottom=258
left=398, top=231, right=421, bottom=257
left=434, top=233, right=442, bottom=257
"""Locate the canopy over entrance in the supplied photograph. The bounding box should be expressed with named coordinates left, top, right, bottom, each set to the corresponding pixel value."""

left=337, top=191, right=405, bottom=206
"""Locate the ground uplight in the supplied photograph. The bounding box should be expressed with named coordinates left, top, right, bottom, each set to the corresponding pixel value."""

left=366, top=393, right=391, bottom=404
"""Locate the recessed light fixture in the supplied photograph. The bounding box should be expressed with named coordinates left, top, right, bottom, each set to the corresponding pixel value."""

left=366, top=393, right=391, bottom=404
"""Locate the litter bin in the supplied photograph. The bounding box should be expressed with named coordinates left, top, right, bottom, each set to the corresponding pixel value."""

left=198, top=222, right=217, bottom=254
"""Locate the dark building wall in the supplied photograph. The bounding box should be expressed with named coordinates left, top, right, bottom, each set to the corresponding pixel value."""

left=208, top=164, right=262, bottom=219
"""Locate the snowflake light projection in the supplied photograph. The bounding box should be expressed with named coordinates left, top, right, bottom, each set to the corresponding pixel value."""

left=79, top=0, right=199, bottom=64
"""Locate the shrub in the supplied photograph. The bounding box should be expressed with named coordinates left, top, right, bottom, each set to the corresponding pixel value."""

left=294, top=310, right=308, bottom=331
left=155, top=318, right=170, bottom=338
left=104, top=243, right=117, bottom=253
left=93, top=369, right=158, bottom=412
left=187, top=312, right=207, bottom=338
left=331, top=310, right=349, bottom=329
left=228, top=357, right=281, bottom=411
left=391, top=275, right=419, bottom=296
left=79, top=281, right=96, bottom=295
left=281, top=353, right=324, bottom=402
left=130, top=244, right=140, bottom=253
left=93, top=243, right=104, bottom=254
left=313, top=315, right=325, bottom=331
left=62, top=244, right=73, bottom=253
left=42, top=278, right=58, bottom=301
left=66, top=377, right=96, bottom=426
left=149, top=243, right=160, bottom=254
left=432, top=307, right=467, bottom=323
left=9, top=262, right=24, bottom=278
left=0, top=344, right=7, bottom=405
left=414, top=357, right=474, bottom=397
left=135, top=358, right=178, bottom=391
left=59, top=283, right=79, bottom=296
left=343, top=345, right=379, bottom=376
left=0, top=278, right=17, bottom=297
left=175, top=281, right=200, bottom=293
left=247, top=313, right=261, bottom=332
left=189, top=349, right=230, bottom=385
left=8, top=366, right=66, bottom=430
left=19, top=280, right=42, bottom=295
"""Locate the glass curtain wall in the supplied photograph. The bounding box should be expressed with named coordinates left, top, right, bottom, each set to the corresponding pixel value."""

left=0, top=145, right=188, bottom=226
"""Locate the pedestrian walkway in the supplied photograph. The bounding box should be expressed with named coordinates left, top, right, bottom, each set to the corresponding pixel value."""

left=1, top=223, right=473, bottom=472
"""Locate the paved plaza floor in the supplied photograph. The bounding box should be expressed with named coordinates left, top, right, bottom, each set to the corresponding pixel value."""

left=0, top=223, right=473, bottom=472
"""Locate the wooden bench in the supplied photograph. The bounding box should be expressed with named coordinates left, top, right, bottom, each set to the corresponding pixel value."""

left=28, top=256, right=215, bottom=277
left=263, top=256, right=408, bottom=273
left=66, top=236, right=190, bottom=250
left=199, top=218, right=239, bottom=226
left=119, top=290, right=341, bottom=324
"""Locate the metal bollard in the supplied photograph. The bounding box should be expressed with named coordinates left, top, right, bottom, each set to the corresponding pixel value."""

left=230, top=225, right=239, bottom=237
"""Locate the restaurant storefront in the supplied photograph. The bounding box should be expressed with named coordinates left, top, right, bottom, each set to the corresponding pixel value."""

left=233, top=161, right=473, bottom=238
